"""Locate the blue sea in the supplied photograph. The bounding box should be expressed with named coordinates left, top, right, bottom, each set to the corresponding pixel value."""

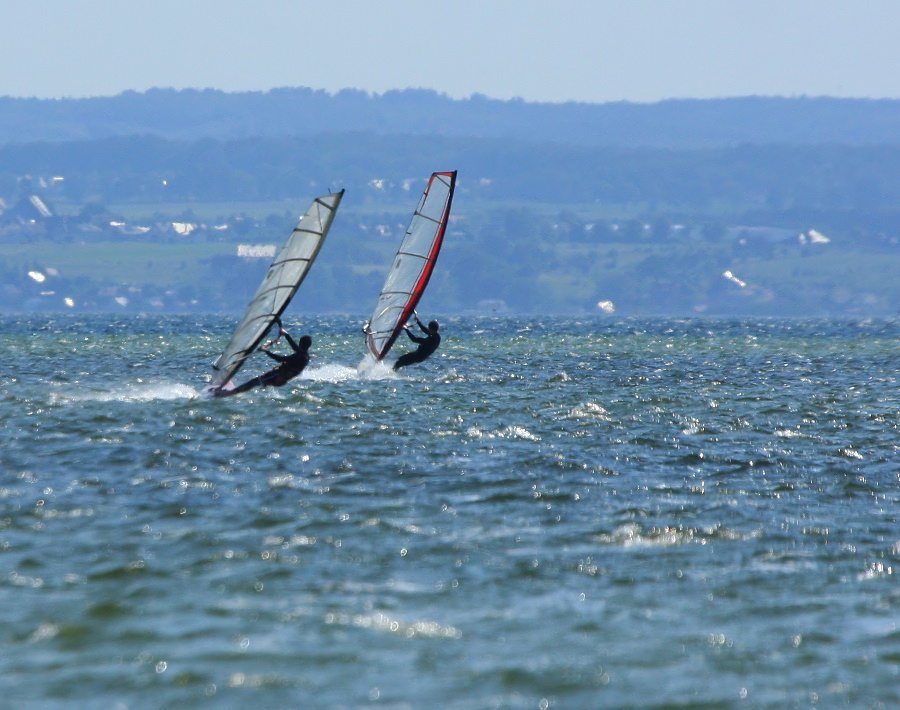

left=1, top=314, right=898, bottom=709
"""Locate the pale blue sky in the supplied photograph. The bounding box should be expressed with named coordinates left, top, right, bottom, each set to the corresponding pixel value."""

left=2, top=0, right=898, bottom=103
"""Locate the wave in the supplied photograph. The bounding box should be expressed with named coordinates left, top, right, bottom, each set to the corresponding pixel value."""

left=51, top=382, right=198, bottom=403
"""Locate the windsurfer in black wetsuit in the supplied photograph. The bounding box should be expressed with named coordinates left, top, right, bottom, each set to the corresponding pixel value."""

left=393, top=315, right=440, bottom=371
left=213, top=319, right=311, bottom=397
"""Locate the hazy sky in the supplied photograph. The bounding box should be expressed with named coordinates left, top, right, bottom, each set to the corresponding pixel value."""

left=2, top=0, right=899, bottom=103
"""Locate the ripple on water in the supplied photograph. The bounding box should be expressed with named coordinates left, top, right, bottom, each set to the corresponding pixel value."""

left=1, top=314, right=898, bottom=708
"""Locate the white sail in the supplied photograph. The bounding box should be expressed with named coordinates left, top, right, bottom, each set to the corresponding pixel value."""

left=207, top=190, right=344, bottom=392
left=365, top=171, right=456, bottom=360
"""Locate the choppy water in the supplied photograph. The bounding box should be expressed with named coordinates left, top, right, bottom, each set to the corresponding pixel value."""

left=1, top=314, right=898, bottom=709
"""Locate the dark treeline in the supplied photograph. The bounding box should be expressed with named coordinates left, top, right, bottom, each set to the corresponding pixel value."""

left=5, top=88, right=900, bottom=147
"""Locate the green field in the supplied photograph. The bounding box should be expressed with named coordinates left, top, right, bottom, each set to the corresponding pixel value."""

left=1, top=241, right=233, bottom=285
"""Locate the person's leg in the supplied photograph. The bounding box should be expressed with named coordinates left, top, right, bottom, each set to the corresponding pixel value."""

left=393, top=351, right=423, bottom=370
left=215, top=376, right=262, bottom=397
left=215, top=370, right=281, bottom=397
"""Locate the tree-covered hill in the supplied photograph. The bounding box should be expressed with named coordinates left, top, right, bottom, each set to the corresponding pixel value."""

left=4, top=88, right=900, bottom=148
left=0, top=90, right=897, bottom=316
left=4, top=134, right=900, bottom=223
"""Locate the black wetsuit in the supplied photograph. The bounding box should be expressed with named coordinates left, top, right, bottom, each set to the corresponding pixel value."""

left=393, top=318, right=440, bottom=371
left=215, top=332, right=309, bottom=397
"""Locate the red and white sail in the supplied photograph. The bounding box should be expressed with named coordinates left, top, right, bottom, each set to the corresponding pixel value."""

left=365, top=171, right=456, bottom=360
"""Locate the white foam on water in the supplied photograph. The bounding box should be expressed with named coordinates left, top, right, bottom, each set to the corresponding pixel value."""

left=55, top=381, right=199, bottom=403
left=301, top=362, right=360, bottom=383
left=301, top=357, right=400, bottom=382
left=355, top=354, right=397, bottom=380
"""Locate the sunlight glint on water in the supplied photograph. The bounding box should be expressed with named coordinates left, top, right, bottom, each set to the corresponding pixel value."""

left=0, top=314, right=897, bottom=708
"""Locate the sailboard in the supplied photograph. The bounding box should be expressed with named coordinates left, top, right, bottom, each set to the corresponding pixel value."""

left=364, top=170, right=456, bottom=360
left=204, top=189, right=344, bottom=394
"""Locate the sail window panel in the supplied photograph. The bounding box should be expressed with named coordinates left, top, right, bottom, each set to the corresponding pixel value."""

left=418, top=177, right=454, bottom=224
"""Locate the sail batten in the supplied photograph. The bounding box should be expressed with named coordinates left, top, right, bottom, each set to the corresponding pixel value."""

left=207, top=189, right=344, bottom=391
left=364, top=171, right=456, bottom=361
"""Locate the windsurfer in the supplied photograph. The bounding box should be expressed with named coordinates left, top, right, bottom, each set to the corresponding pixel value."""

left=393, top=315, right=440, bottom=370
left=213, top=320, right=311, bottom=397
